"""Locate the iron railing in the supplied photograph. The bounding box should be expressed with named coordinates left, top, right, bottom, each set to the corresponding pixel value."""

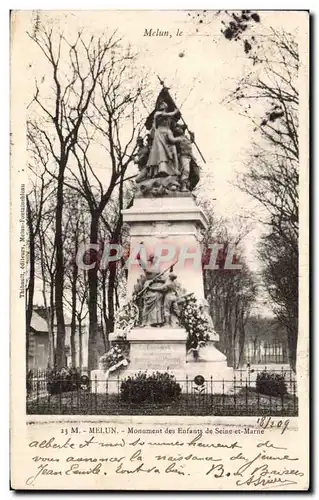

left=26, top=367, right=298, bottom=417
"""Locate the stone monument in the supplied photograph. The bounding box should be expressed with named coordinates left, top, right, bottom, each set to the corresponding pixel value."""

left=91, top=85, right=233, bottom=393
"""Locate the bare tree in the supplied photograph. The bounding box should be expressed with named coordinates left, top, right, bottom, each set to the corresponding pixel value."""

left=66, top=49, right=147, bottom=370
left=226, top=28, right=299, bottom=370
left=38, top=207, right=56, bottom=368
left=28, top=21, right=119, bottom=368
left=26, top=121, right=56, bottom=369
left=201, top=201, right=257, bottom=367
left=62, top=189, right=90, bottom=367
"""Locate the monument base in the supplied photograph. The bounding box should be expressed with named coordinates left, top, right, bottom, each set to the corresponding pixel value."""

left=91, top=328, right=234, bottom=394
left=128, top=327, right=188, bottom=372
left=185, top=342, right=234, bottom=393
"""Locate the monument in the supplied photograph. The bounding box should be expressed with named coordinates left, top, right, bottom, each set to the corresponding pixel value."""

left=91, top=84, right=233, bottom=393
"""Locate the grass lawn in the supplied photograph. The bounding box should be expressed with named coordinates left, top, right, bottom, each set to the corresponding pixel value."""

left=27, top=389, right=298, bottom=416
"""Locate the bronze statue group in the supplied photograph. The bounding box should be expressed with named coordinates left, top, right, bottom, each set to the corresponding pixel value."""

left=134, top=92, right=200, bottom=197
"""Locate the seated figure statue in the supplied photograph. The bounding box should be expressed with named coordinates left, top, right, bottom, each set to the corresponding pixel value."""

left=133, top=252, right=184, bottom=328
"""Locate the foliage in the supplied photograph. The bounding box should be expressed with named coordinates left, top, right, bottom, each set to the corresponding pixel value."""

left=46, top=367, right=89, bottom=395
left=120, top=371, right=182, bottom=405
left=256, top=370, right=287, bottom=397
left=178, top=293, right=210, bottom=351
left=110, top=293, right=211, bottom=354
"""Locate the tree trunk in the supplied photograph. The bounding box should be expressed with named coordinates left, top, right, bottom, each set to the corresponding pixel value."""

left=237, top=309, right=246, bottom=368
left=78, top=317, right=83, bottom=371
left=106, top=263, right=116, bottom=341
left=70, top=261, right=78, bottom=368
left=100, top=309, right=107, bottom=351
left=54, top=168, right=66, bottom=369
left=287, top=324, right=297, bottom=372
left=232, top=300, right=239, bottom=368
left=88, top=211, right=100, bottom=371
left=101, top=269, right=109, bottom=351
left=48, top=281, right=55, bottom=369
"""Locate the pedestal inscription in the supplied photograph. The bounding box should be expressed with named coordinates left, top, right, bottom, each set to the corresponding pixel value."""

left=127, top=328, right=188, bottom=372
left=130, top=342, right=186, bottom=371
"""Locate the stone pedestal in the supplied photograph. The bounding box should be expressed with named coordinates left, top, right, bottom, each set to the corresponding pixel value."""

left=91, top=194, right=234, bottom=394
left=92, top=329, right=189, bottom=394
left=185, top=342, right=234, bottom=393
left=92, top=329, right=233, bottom=394
left=122, top=194, right=208, bottom=300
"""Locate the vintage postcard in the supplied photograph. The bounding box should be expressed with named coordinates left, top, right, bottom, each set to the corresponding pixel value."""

left=10, top=10, right=309, bottom=490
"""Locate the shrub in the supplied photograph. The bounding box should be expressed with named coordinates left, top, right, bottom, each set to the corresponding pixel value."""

left=120, top=371, right=181, bottom=405
left=256, top=370, right=287, bottom=397
left=46, top=367, right=89, bottom=395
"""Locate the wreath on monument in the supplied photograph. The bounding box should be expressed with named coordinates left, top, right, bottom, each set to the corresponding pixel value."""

left=98, top=300, right=139, bottom=372
left=100, top=290, right=212, bottom=370
left=98, top=343, right=129, bottom=373
left=113, top=300, right=139, bottom=339
left=103, top=292, right=210, bottom=363
left=178, top=293, right=210, bottom=355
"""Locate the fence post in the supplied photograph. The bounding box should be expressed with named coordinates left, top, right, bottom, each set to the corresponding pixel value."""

left=205, top=378, right=208, bottom=407
left=94, top=374, right=98, bottom=413
left=70, top=376, right=74, bottom=410
left=150, top=379, right=154, bottom=407
left=210, top=376, right=213, bottom=414
left=36, top=370, right=39, bottom=410
left=59, top=376, right=62, bottom=413
left=105, top=376, right=108, bottom=411
left=233, top=373, right=237, bottom=412
left=88, top=377, right=92, bottom=412
left=186, top=375, right=189, bottom=412
left=245, top=377, right=248, bottom=412
left=45, top=370, right=50, bottom=411
left=281, top=366, right=285, bottom=411
left=76, top=376, right=80, bottom=414
left=289, top=367, right=293, bottom=395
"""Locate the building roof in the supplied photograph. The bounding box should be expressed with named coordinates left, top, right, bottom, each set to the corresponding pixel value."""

left=34, top=306, right=71, bottom=325
left=30, top=311, right=48, bottom=332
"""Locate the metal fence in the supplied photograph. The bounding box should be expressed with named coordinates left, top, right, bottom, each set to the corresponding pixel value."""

left=26, top=367, right=298, bottom=416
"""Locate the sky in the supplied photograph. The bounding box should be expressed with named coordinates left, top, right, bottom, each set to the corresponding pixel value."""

left=13, top=10, right=304, bottom=315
